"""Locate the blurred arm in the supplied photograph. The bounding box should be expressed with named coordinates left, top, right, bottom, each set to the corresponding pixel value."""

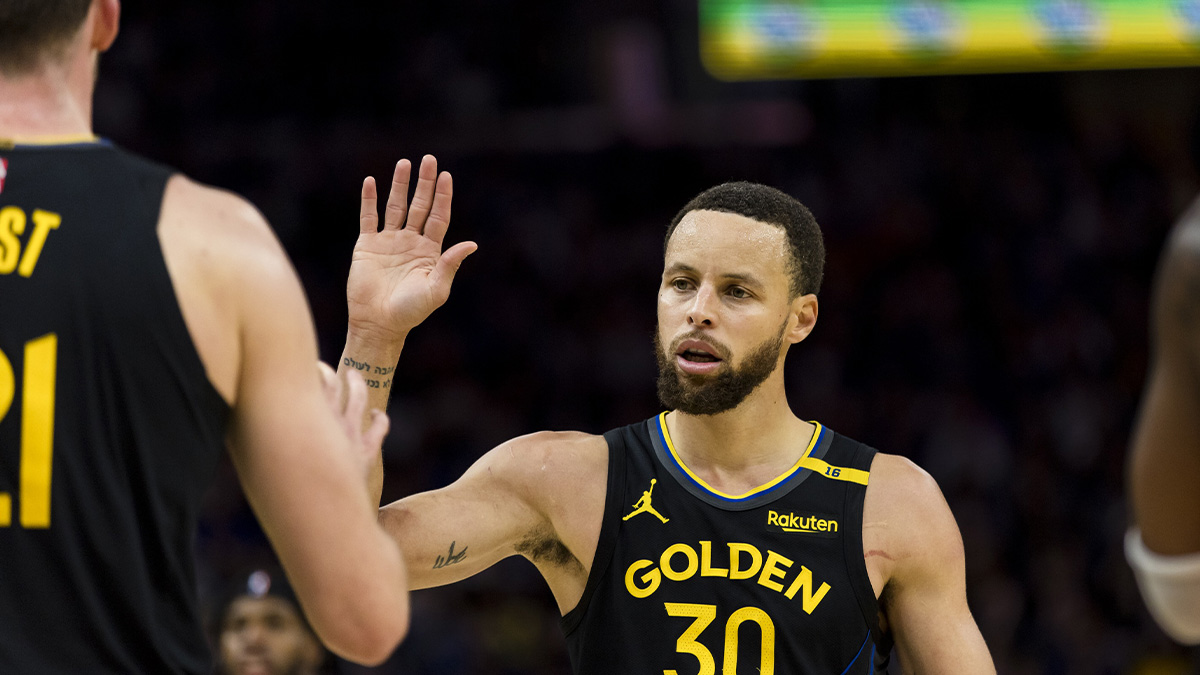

left=166, top=177, right=410, bottom=665
left=1129, top=199, right=1200, bottom=556
left=869, top=456, right=995, bottom=673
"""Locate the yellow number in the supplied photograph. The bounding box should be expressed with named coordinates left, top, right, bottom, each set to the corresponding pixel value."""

left=0, top=334, right=58, bottom=528
left=664, top=603, right=717, bottom=675
left=0, top=347, right=13, bottom=526
left=663, top=603, right=776, bottom=675
left=724, top=606, right=775, bottom=675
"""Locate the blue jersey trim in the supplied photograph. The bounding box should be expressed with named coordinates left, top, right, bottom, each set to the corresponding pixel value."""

left=838, top=632, right=871, bottom=675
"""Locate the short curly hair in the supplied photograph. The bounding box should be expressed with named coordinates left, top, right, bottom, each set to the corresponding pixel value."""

left=665, top=181, right=825, bottom=297
left=0, top=0, right=93, bottom=75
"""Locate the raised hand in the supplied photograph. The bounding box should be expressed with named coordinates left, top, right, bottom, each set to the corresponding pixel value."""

left=347, top=155, right=477, bottom=345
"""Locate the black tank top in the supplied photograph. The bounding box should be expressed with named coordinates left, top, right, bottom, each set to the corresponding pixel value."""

left=0, top=140, right=229, bottom=674
left=563, top=413, right=892, bottom=674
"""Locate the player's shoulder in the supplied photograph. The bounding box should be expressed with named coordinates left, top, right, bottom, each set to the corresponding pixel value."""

left=495, top=430, right=608, bottom=468
left=867, top=452, right=943, bottom=508
left=865, top=453, right=963, bottom=567
left=162, top=174, right=270, bottom=236
left=479, top=431, right=608, bottom=493
left=159, top=174, right=294, bottom=286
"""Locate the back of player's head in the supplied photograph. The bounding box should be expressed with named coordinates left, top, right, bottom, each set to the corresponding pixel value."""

left=0, top=0, right=94, bottom=75
left=665, top=182, right=825, bottom=298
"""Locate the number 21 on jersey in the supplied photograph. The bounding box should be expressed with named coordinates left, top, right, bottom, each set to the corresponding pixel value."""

left=0, top=334, right=57, bottom=528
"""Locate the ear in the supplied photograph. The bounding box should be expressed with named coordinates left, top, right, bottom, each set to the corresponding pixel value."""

left=90, top=0, right=121, bottom=52
left=785, top=294, right=818, bottom=345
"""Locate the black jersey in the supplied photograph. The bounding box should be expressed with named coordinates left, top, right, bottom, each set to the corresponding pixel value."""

left=563, top=414, right=891, bottom=674
left=0, top=140, right=229, bottom=674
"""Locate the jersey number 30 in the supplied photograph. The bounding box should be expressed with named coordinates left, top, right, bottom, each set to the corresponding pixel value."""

left=664, top=602, right=775, bottom=675
left=0, top=334, right=57, bottom=528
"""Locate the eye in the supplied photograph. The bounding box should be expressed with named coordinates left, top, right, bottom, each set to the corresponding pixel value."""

left=727, top=286, right=750, bottom=299
left=670, top=278, right=693, bottom=291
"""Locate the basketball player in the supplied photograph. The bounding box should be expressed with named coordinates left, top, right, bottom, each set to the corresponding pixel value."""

left=0, top=1, right=413, bottom=670
left=1126, top=197, right=1200, bottom=644
left=216, top=569, right=330, bottom=675
left=343, top=165, right=995, bottom=671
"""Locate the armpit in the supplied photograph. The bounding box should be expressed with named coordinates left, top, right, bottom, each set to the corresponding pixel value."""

left=515, top=523, right=582, bottom=572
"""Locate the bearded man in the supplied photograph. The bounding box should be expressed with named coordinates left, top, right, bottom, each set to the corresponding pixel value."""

left=341, top=165, right=995, bottom=673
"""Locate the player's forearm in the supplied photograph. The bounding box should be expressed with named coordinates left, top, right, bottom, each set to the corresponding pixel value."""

left=338, top=333, right=405, bottom=504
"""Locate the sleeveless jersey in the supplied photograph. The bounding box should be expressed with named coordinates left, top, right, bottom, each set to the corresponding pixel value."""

left=563, top=413, right=892, bottom=674
left=0, top=141, right=229, bottom=674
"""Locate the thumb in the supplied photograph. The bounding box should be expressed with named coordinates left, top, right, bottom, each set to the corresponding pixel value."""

left=431, top=241, right=477, bottom=294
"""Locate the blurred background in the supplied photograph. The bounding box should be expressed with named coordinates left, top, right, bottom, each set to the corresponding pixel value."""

left=96, top=0, right=1200, bottom=672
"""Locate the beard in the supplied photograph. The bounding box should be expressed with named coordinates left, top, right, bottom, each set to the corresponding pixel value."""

left=655, top=326, right=785, bottom=416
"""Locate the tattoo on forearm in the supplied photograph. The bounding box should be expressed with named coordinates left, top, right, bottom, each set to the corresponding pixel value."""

left=343, top=357, right=393, bottom=390
left=433, top=541, right=468, bottom=569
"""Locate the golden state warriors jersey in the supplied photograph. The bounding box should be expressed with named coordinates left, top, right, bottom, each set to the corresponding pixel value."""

left=563, top=414, right=891, bottom=674
left=0, top=141, right=229, bottom=673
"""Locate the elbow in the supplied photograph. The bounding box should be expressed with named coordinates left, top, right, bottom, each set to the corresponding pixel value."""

left=320, top=603, right=410, bottom=666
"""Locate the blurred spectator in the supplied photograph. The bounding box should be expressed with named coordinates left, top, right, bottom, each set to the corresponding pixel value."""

left=214, top=570, right=330, bottom=675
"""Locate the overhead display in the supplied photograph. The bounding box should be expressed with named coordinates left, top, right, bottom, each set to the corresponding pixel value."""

left=701, top=0, right=1200, bottom=79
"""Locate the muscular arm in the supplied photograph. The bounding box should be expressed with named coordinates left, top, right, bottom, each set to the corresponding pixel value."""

left=379, top=431, right=606, bottom=612
left=160, top=177, right=409, bottom=664
left=865, top=455, right=994, bottom=673
left=1129, top=201, right=1200, bottom=555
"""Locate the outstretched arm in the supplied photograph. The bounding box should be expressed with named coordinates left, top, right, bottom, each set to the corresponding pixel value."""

left=379, top=430, right=605, bottom=610
left=866, top=455, right=995, bottom=673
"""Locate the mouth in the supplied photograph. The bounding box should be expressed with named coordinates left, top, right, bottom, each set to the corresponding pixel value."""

left=674, top=339, right=724, bottom=375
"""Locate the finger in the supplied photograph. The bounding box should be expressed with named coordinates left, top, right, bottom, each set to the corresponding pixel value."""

left=317, top=361, right=338, bottom=397
left=424, top=171, right=454, bottom=245
left=383, top=159, right=412, bottom=231
left=360, top=177, right=379, bottom=234
left=318, top=361, right=346, bottom=412
left=429, top=240, right=478, bottom=300
left=362, top=409, right=391, bottom=452
left=342, top=370, right=368, bottom=436
left=405, top=155, right=438, bottom=234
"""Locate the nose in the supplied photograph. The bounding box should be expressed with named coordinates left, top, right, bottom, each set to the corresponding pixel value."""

left=686, top=286, right=718, bottom=327
left=241, top=622, right=267, bottom=647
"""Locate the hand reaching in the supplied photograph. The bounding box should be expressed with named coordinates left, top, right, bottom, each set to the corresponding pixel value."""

left=347, top=155, right=477, bottom=345
left=319, top=362, right=389, bottom=487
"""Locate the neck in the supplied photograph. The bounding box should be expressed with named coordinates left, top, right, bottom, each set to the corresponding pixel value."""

left=664, top=373, right=814, bottom=490
left=0, top=54, right=95, bottom=142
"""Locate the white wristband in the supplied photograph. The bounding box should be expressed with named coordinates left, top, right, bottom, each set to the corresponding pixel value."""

left=1126, top=528, right=1200, bottom=645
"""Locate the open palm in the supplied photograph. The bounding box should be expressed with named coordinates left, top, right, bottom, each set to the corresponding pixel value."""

left=347, top=155, right=477, bottom=344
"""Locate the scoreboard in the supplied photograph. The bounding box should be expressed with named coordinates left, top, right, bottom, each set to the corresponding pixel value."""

left=700, top=0, right=1200, bottom=79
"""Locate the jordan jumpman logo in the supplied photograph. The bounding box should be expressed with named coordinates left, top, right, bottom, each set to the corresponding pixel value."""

left=623, top=478, right=669, bottom=523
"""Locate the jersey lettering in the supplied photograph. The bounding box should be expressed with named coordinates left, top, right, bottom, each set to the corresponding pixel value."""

left=624, top=540, right=833, bottom=614
left=0, top=206, right=61, bottom=278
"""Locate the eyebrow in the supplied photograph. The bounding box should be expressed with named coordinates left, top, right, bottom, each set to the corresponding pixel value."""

left=664, top=263, right=766, bottom=288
